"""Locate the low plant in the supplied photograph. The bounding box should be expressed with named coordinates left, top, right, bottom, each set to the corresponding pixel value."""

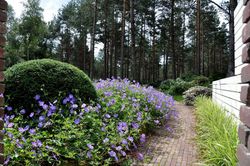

left=160, top=78, right=194, bottom=96
left=183, top=86, right=212, bottom=106
left=195, top=97, right=238, bottom=166
left=4, top=78, right=175, bottom=165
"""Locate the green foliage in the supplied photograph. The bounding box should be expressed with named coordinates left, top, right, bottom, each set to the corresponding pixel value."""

left=160, top=78, right=194, bottom=95
left=4, top=59, right=97, bottom=113
left=195, top=97, right=238, bottom=166
left=4, top=78, right=175, bottom=165
left=183, top=86, right=212, bottom=106
left=192, top=76, right=210, bottom=87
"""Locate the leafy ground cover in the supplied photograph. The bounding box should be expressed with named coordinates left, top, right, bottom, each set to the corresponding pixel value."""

left=195, top=97, right=238, bottom=166
left=4, top=78, right=175, bottom=165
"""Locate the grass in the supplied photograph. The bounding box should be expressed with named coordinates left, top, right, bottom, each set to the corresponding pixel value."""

left=194, top=97, right=239, bottom=166
left=174, top=95, right=184, bottom=102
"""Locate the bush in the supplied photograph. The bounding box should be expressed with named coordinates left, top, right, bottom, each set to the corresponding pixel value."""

left=160, top=78, right=194, bottom=96
left=195, top=97, right=238, bottom=165
left=4, top=78, right=175, bottom=165
left=5, top=59, right=97, bottom=113
left=183, top=86, right=212, bottom=106
left=192, top=75, right=210, bottom=87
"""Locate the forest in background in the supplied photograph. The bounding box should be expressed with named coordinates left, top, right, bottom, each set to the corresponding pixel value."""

left=5, top=0, right=237, bottom=83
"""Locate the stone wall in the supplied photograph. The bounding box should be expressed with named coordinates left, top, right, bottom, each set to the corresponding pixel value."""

left=0, top=0, right=7, bottom=164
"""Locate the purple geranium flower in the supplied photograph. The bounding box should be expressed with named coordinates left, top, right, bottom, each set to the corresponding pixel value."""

left=20, top=109, right=26, bottom=114
left=34, top=95, right=40, bottom=101
left=29, top=112, right=34, bottom=118
left=6, top=106, right=13, bottom=111
left=87, top=143, right=94, bottom=150
left=128, top=136, right=134, bottom=142
left=87, top=151, right=92, bottom=159
left=29, top=129, right=36, bottom=135
left=105, top=114, right=111, bottom=119
left=140, top=134, right=146, bottom=144
left=39, top=115, right=45, bottom=122
left=131, top=122, right=139, bottom=129
left=74, top=118, right=80, bottom=125
left=103, top=138, right=109, bottom=143
left=108, top=151, right=118, bottom=161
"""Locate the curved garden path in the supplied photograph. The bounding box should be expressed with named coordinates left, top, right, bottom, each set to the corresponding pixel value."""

left=134, top=102, right=198, bottom=166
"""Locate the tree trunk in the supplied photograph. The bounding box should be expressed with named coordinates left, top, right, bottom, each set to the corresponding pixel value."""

left=121, top=0, right=126, bottom=78
left=171, top=0, right=176, bottom=79
left=196, top=0, right=201, bottom=75
left=90, top=0, right=97, bottom=79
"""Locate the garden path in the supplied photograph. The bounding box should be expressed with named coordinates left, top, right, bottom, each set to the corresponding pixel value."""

left=134, top=102, right=198, bottom=166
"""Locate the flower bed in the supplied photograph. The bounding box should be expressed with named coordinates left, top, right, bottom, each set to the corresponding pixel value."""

left=4, top=78, right=175, bottom=165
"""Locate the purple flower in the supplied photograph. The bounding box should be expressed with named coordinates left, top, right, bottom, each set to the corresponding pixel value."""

left=34, top=95, right=40, bottom=101
left=128, top=136, right=134, bottom=142
left=137, top=152, right=144, bottom=161
left=131, top=122, right=139, bottom=129
left=117, top=122, right=128, bottom=134
left=140, top=134, right=146, bottom=144
left=87, top=143, right=94, bottom=150
left=38, top=122, right=43, bottom=128
left=18, top=127, right=25, bottom=133
left=108, top=151, right=118, bottom=161
left=20, top=109, right=26, bottom=114
left=87, top=151, right=92, bottom=158
left=4, top=156, right=10, bottom=165
left=39, top=101, right=45, bottom=107
left=74, top=118, right=80, bottom=125
left=6, top=106, right=13, bottom=111
left=137, top=112, right=142, bottom=121
left=114, top=114, right=118, bottom=118
left=39, top=115, right=45, bottom=122
left=81, top=103, right=86, bottom=108
left=63, top=98, right=69, bottom=105
left=120, top=150, right=126, bottom=156
left=154, top=120, right=160, bottom=124
left=103, top=138, right=109, bottom=143
left=122, top=139, right=128, bottom=145
left=115, top=146, right=122, bottom=151
left=24, top=125, right=29, bottom=131
left=29, top=112, right=34, bottom=118
left=7, top=123, right=14, bottom=128
left=105, top=114, right=111, bottom=119
left=42, top=104, right=48, bottom=110
left=71, top=104, right=78, bottom=109
left=32, top=141, right=38, bottom=148
left=37, top=140, right=42, bottom=147
left=29, top=129, right=36, bottom=135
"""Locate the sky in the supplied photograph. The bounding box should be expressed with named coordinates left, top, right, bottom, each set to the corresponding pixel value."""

left=6, top=0, right=71, bottom=22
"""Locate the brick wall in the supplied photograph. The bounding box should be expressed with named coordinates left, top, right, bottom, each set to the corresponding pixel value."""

left=237, top=0, right=250, bottom=165
left=0, top=0, right=6, bottom=164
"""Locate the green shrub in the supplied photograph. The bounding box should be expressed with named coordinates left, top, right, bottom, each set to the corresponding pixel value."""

left=192, top=75, right=210, bottom=87
left=183, top=86, right=212, bottom=106
left=5, top=59, right=97, bottom=113
left=160, top=78, right=194, bottom=95
left=195, top=97, right=238, bottom=166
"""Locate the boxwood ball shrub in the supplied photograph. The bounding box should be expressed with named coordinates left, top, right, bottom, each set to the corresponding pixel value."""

left=4, top=59, right=97, bottom=113
left=183, top=86, right=212, bottom=106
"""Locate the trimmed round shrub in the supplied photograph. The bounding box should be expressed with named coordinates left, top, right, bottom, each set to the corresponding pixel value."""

left=5, top=59, right=97, bottom=112
left=183, top=86, right=212, bottom=106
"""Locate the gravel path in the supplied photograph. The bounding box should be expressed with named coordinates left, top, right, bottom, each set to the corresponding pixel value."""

left=133, top=102, right=198, bottom=166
